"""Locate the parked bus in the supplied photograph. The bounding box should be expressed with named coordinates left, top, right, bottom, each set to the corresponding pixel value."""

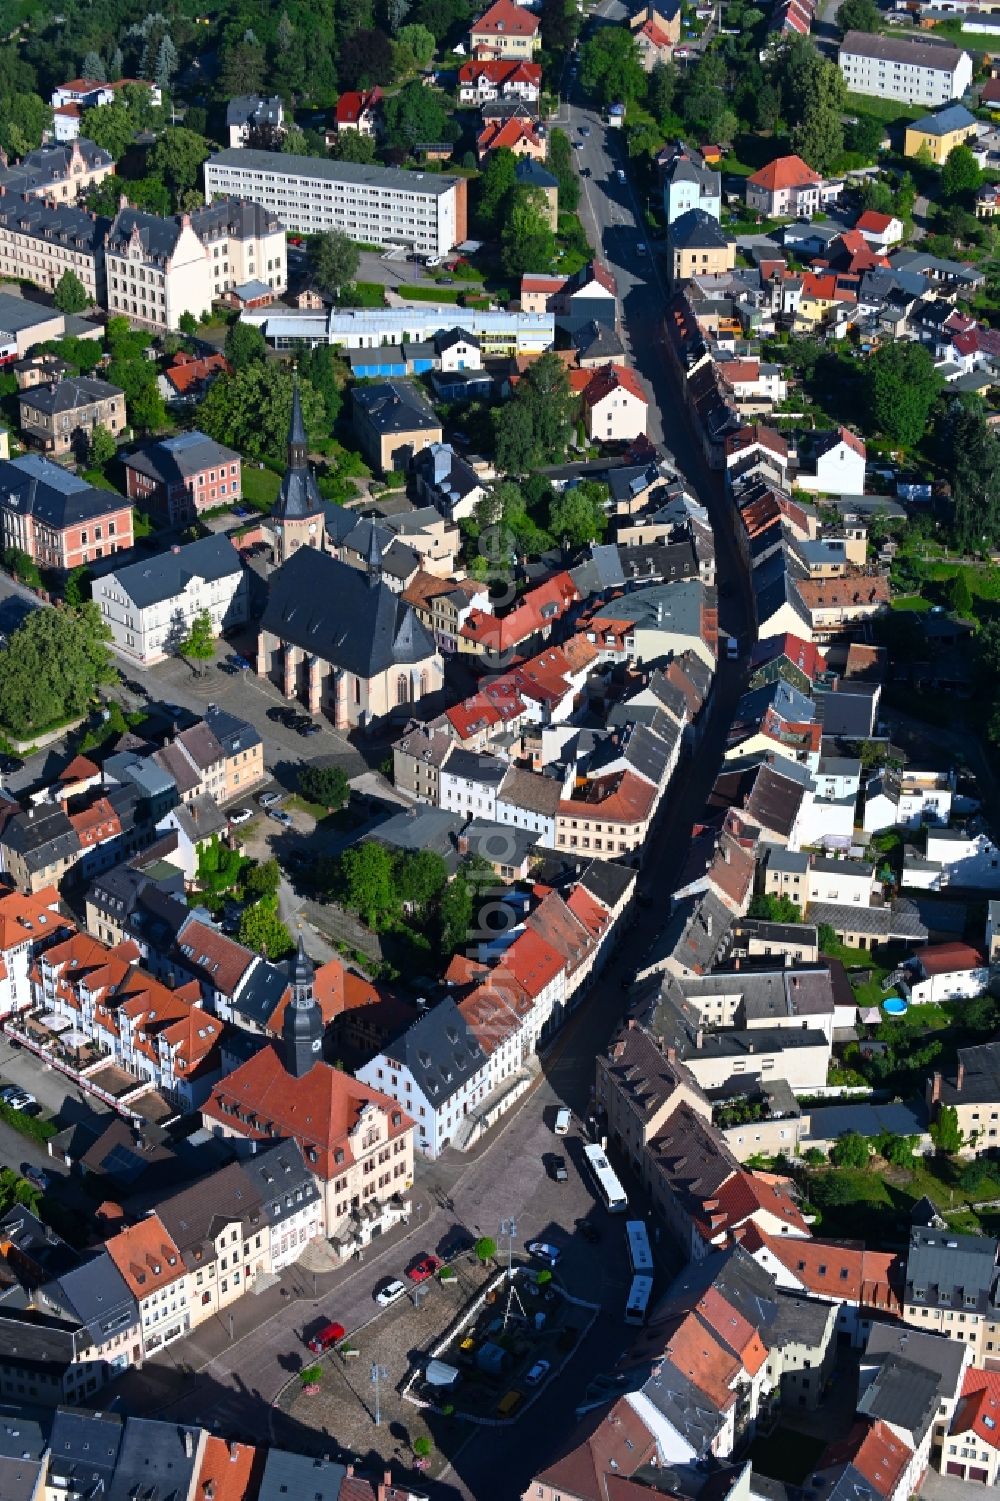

left=625, top=1219, right=653, bottom=1276
left=583, top=1142, right=628, bottom=1213
left=625, top=1274, right=654, bottom=1326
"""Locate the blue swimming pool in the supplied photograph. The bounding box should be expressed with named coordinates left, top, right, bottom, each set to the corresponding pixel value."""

left=883, top=997, right=908, bottom=1016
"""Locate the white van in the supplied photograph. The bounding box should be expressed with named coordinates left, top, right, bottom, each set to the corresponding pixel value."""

left=554, top=1107, right=572, bottom=1136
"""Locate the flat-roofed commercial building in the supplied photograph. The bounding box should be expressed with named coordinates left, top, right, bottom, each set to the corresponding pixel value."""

left=204, top=148, right=468, bottom=256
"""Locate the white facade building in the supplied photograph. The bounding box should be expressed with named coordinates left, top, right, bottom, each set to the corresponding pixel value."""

left=92, top=534, right=248, bottom=665
left=204, top=148, right=467, bottom=256
left=838, top=31, right=973, bottom=105
left=438, top=749, right=507, bottom=821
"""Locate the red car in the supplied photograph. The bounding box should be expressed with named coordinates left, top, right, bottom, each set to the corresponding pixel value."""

left=307, top=1320, right=345, bottom=1353
left=406, top=1254, right=440, bottom=1283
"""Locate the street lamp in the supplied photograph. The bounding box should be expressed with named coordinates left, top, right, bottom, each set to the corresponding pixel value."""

left=371, top=1363, right=388, bottom=1427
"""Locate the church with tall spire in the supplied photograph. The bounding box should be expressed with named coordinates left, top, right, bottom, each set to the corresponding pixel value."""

left=270, top=383, right=326, bottom=566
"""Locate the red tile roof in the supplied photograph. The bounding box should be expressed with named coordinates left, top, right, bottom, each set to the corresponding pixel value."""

left=953, top=1369, right=1000, bottom=1449
left=335, top=87, right=383, bottom=125
left=749, top=154, right=821, bottom=192
left=856, top=210, right=895, bottom=233
left=163, top=351, right=231, bottom=396
left=471, top=0, right=540, bottom=36
left=583, top=363, right=648, bottom=408
left=918, top=941, right=987, bottom=976
left=194, top=1437, right=262, bottom=1501
left=477, top=116, right=543, bottom=154
left=105, top=1215, right=185, bottom=1299
left=558, top=769, right=657, bottom=827
left=825, top=1421, right=913, bottom=1497
left=459, top=58, right=542, bottom=84
left=202, top=1044, right=413, bottom=1180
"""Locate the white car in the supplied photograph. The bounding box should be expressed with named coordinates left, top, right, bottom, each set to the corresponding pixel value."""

left=258, top=790, right=284, bottom=808
left=425, top=255, right=444, bottom=268
left=616, top=168, right=626, bottom=182
left=374, top=1278, right=408, bottom=1307
left=525, top=1360, right=551, bottom=1386
left=229, top=807, right=254, bottom=826
left=636, top=242, right=647, bottom=255
left=526, top=1241, right=561, bottom=1268
left=2, top=1089, right=36, bottom=1112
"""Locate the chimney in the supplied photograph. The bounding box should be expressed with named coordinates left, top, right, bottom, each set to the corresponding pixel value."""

left=695, top=1027, right=704, bottom=1050
left=931, top=1071, right=942, bottom=1105
left=957, top=1060, right=965, bottom=1092
left=172, top=544, right=181, bottom=555
left=184, top=1431, right=194, bottom=1459
left=228, top=1441, right=240, bottom=1461
left=665, top=1045, right=677, bottom=1063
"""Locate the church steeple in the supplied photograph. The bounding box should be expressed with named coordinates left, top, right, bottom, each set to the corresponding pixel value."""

left=283, top=936, right=322, bottom=1077
left=288, top=381, right=308, bottom=472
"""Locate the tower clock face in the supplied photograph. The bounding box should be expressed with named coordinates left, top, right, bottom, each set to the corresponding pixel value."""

left=312, top=1036, right=322, bottom=1052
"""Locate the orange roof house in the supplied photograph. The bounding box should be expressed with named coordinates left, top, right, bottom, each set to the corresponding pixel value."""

left=747, top=154, right=823, bottom=215
left=469, top=0, right=541, bottom=56
left=105, top=1215, right=186, bottom=1302
left=476, top=115, right=545, bottom=163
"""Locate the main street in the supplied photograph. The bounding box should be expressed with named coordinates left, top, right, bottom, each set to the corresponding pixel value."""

left=92, top=62, right=757, bottom=1501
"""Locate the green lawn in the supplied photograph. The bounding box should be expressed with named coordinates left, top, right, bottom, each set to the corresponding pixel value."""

left=241, top=467, right=281, bottom=510
left=890, top=593, right=932, bottom=612
left=340, top=280, right=386, bottom=308
left=846, top=91, right=927, bottom=124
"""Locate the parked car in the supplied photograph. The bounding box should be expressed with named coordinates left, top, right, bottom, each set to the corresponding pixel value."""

left=636, top=242, right=647, bottom=255
left=258, top=790, right=284, bottom=808
left=0, top=754, right=20, bottom=775
left=406, top=1254, right=441, bottom=1283
left=229, top=807, right=254, bottom=826
left=425, top=255, right=444, bottom=268
left=549, top=1155, right=569, bottom=1183
left=307, top=1320, right=346, bottom=1353
left=268, top=809, right=293, bottom=827
left=297, top=719, right=322, bottom=737
left=20, top=1163, right=48, bottom=1191
left=554, top=1107, right=571, bottom=1135
left=1, top=1089, right=36, bottom=1112
left=525, top=1360, right=550, bottom=1386
left=576, top=1221, right=601, bottom=1244
left=228, top=653, right=252, bottom=671
left=231, top=505, right=251, bottom=518
left=440, top=1231, right=474, bottom=1261
left=616, top=167, right=626, bottom=181
left=374, top=1278, right=408, bottom=1307
left=526, top=1241, right=561, bottom=1268
left=267, top=706, right=289, bottom=722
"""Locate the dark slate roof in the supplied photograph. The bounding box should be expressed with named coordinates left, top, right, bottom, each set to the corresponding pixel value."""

left=226, top=93, right=283, bottom=127
left=124, top=431, right=240, bottom=484
left=856, top=1353, right=940, bottom=1443
left=0, top=139, right=111, bottom=196
left=0, top=194, right=109, bottom=256
left=260, top=547, right=436, bottom=677
left=157, top=1160, right=265, bottom=1266
left=382, top=996, right=487, bottom=1108
left=670, top=207, right=732, bottom=251
left=353, top=378, right=441, bottom=436
left=443, top=749, right=507, bottom=787
left=45, top=1408, right=123, bottom=1494
left=105, top=1416, right=201, bottom=1501
left=0, top=1456, right=42, bottom=1501
left=515, top=156, right=558, bottom=190
left=579, top=858, right=635, bottom=910
left=2, top=803, right=81, bottom=873
left=40, top=1250, right=139, bottom=1345
left=274, top=384, right=323, bottom=521
left=257, top=1450, right=348, bottom=1501
left=203, top=703, right=261, bottom=756
left=0, top=1207, right=77, bottom=1281
left=107, top=533, right=243, bottom=610
left=19, top=375, right=122, bottom=417
left=231, top=958, right=290, bottom=1029
left=238, top=1139, right=320, bottom=1228
left=569, top=318, right=625, bottom=362
left=0, top=454, right=125, bottom=533
left=905, top=1225, right=999, bottom=1312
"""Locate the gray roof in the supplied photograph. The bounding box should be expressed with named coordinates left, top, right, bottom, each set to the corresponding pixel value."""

left=383, top=995, right=487, bottom=1107
left=156, top=1160, right=265, bottom=1265
left=670, top=207, right=732, bottom=252
left=857, top=1353, right=942, bottom=1444
left=274, top=384, right=323, bottom=522
left=805, top=1098, right=926, bottom=1145
left=840, top=28, right=967, bottom=67
left=0, top=194, right=109, bottom=257
left=910, top=103, right=978, bottom=135
left=45, top=1409, right=123, bottom=1494
left=226, top=93, right=283, bottom=127
left=445, top=749, right=508, bottom=787
left=0, top=138, right=111, bottom=197
left=905, top=1226, right=999, bottom=1312
left=0, top=1456, right=42, bottom=1501
left=515, top=156, right=558, bottom=190
left=579, top=858, right=636, bottom=910
left=0, top=293, right=66, bottom=336
left=0, top=1407, right=47, bottom=1461
left=589, top=578, right=708, bottom=638
left=105, top=1416, right=201, bottom=1501
left=2, top=802, right=81, bottom=872
left=203, top=704, right=261, bottom=756
left=261, top=547, right=437, bottom=677
left=40, top=1249, right=139, bottom=1345
left=767, top=847, right=809, bottom=874
left=807, top=900, right=927, bottom=941
left=124, top=431, right=240, bottom=484
left=353, top=378, right=440, bottom=436
left=208, top=145, right=460, bottom=196
left=864, top=1319, right=970, bottom=1388
left=365, top=805, right=464, bottom=862
left=231, top=957, right=290, bottom=1030
left=257, top=1450, right=348, bottom=1501
left=810, top=856, right=873, bottom=878
left=19, top=375, right=122, bottom=417
left=105, top=533, right=243, bottom=610
left=0, top=454, right=125, bottom=535
left=237, top=1139, right=320, bottom=1227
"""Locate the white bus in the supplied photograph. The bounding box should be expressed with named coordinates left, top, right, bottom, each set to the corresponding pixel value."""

left=583, top=1143, right=628, bottom=1214
left=625, top=1219, right=653, bottom=1276
left=625, top=1274, right=654, bottom=1325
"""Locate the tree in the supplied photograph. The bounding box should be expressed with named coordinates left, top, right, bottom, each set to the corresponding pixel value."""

left=0, top=602, right=116, bottom=738
left=935, top=397, right=1000, bottom=551
left=199, top=363, right=326, bottom=462
left=413, top=0, right=471, bottom=41
left=474, top=1235, right=497, bottom=1263
left=307, top=229, right=361, bottom=297
left=396, top=849, right=448, bottom=913
left=748, top=892, right=802, bottom=923
left=829, top=1131, right=872, bottom=1169
left=791, top=99, right=844, bottom=175
left=80, top=102, right=135, bottom=160
left=224, top=320, right=267, bottom=370
left=881, top=1133, right=917, bottom=1170
left=848, top=116, right=886, bottom=161
left=494, top=351, right=578, bottom=472
left=179, top=609, right=215, bottom=666
left=0, top=93, right=51, bottom=158
left=941, top=143, right=981, bottom=201
left=580, top=28, right=645, bottom=107
left=150, top=128, right=210, bottom=203
left=397, top=22, right=436, bottom=65
left=385, top=79, right=450, bottom=149
left=948, top=570, right=974, bottom=616
left=88, top=423, right=117, bottom=469
left=439, top=867, right=475, bottom=953
left=329, top=130, right=379, bottom=164
left=501, top=186, right=556, bottom=277
left=818, top=922, right=838, bottom=953
left=63, top=565, right=91, bottom=607
left=337, top=842, right=399, bottom=928
left=155, top=34, right=178, bottom=91
left=647, top=59, right=678, bottom=120
left=298, top=763, right=351, bottom=809
left=546, top=128, right=580, bottom=215
left=541, top=0, right=579, bottom=54
left=838, top=0, right=880, bottom=29
left=549, top=482, right=608, bottom=547
left=412, top=1437, right=432, bottom=1459
left=296, top=343, right=346, bottom=427
left=476, top=147, right=518, bottom=233
left=219, top=38, right=266, bottom=98
left=868, top=341, right=942, bottom=448
left=242, top=859, right=281, bottom=899
left=82, top=50, right=106, bottom=82
left=930, top=1104, right=964, bottom=1155
left=239, top=896, right=294, bottom=959
left=388, top=0, right=412, bottom=29
left=339, top=29, right=396, bottom=88
left=53, top=269, right=90, bottom=315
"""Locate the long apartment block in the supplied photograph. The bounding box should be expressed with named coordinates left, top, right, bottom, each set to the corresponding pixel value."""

left=204, top=147, right=468, bottom=256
